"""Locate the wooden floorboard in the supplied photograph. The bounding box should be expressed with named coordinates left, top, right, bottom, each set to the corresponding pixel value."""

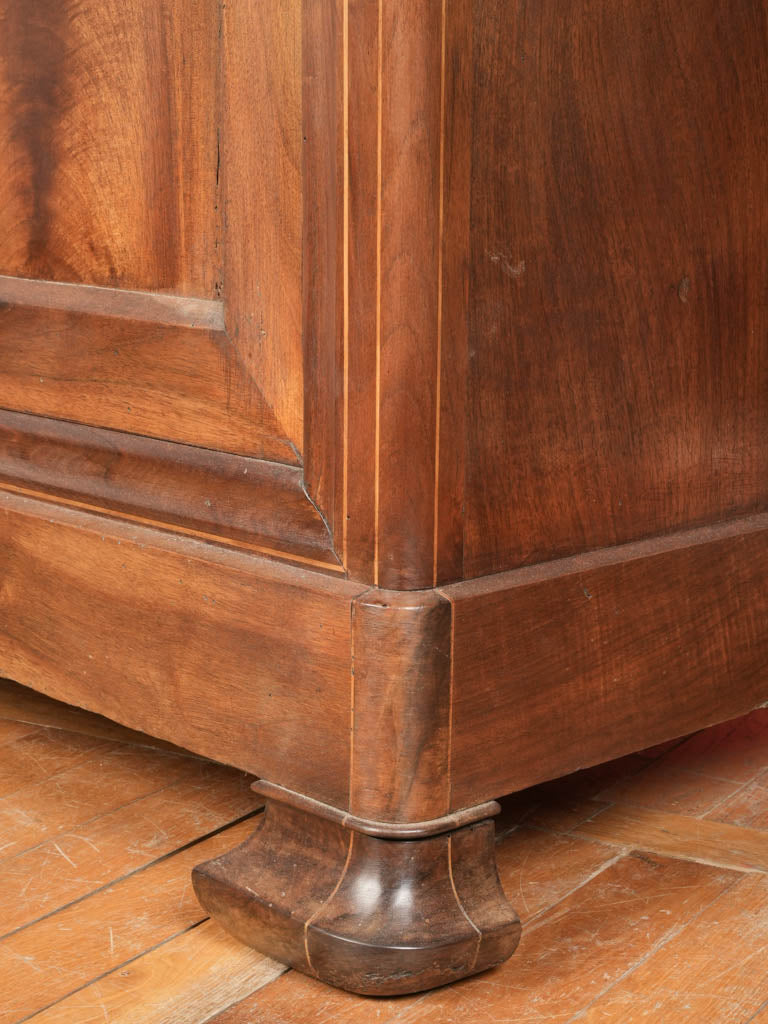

left=1, top=679, right=767, bottom=1023
left=22, top=920, right=285, bottom=1024
left=0, top=765, right=258, bottom=937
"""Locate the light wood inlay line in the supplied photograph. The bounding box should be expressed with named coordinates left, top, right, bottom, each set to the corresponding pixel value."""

left=0, top=275, right=226, bottom=331
left=373, top=0, right=383, bottom=587
left=342, top=0, right=350, bottom=570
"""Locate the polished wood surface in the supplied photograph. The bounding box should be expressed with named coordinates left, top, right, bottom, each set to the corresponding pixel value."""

left=252, top=779, right=499, bottom=840
left=461, top=0, right=768, bottom=579
left=0, top=276, right=225, bottom=329
left=0, top=410, right=336, bottom=565
left=446, top=513, right=768, bottom=807
left=0, top=307, right=294, bottom=459
left=2, top=486, right=768, bottom=991
left=350, top=589, right=452, bottom=822
left=1, top=0, right=768, bottom=1000
left=0, top=0, right=219, bottom=295
left=2, top=0, right=765, bottom=583
left=0, top=0, right=303, bottom=463
left=221, top=0, right=303, bottom=452
left=301, top=0, right=344, bottom=552
left=0, top=490, right=361, bottom=807
left=305, top=0, right=466, bottom=588
left=194, top=799, right=520, bottom=996
left=301, top=0, right=768, bottom=587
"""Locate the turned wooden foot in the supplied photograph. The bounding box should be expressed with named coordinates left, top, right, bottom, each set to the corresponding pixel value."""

left=192, top=784, right=521, bottom=996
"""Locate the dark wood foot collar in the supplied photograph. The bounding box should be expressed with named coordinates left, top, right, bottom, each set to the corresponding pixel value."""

left=251, top=778, right=503, bottom=839
left=192, top=794, right=521, bottom=996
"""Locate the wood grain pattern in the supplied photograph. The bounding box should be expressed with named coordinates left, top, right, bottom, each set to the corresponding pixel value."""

left=0, top=489, right=363, bottom=807
left=194, top=799, right=520, bottom=996
left=0, top=718, right=38, bottom=746
left=227, top=844, right=746, bottom=1024
left=221, top=0, right=304, bottom=454
left=252, top=779, right=497, bottom=839
left=0, top=740, right=213, bottom=861
left=305, top=0, right=768, bottom=589
left=495, top=826, right=619, bottom=923
left=339, top=0, right=379, bottom=578
left=0, top=306, right=296, bottom=461
left=0, top=410, right=337, bottom=567
left=0, top=725, right=106, bottom=800
left=0, top=0, right=219, bottom=295
left=575, top=874, right=768, bottom=1023
left=392, top=854, right=740, bottom=1024
left=307, top=0, right=474, bottom=587
left=0, top=677, right=185, bottom=752
left=3, top=689, right=768, bottom=1020
left=204, top=830, right=614, bottom=1021
left=0, top=1, right=306, bottom=466
left=2, top=0, right=768, bottom=1003
left=432, top=0, right=472, bottom=586
left=661, top=709, right=768, bottom=783
left=597, top=760, right=741, bottom=816
left=574, top=806, right=768, bottom=874
left=302, top=0, right=345, bottom=554
left=707, top=770, right=768, bottom=832
left=0, top=818, right=253, bottom=1024
left=463, top=0, right=768, bottom=578
left=446, top=514, right=768, bottom=808
left=373, top=0, right=445, bottom=589
left=0, top=762, right=256, bottom=936
left=25, top=919, right=284, bottom=1024
left=350, top=589, right=451, bottom=822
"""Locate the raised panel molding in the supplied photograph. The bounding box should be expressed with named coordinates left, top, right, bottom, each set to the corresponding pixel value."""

left=0, top=409, right=340, bottom=571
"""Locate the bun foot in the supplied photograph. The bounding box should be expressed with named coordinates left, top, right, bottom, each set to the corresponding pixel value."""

left=192, top=790, right=521, bottom=996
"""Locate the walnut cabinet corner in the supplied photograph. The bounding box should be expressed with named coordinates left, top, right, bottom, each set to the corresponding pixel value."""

left=1, top=0, right=767, bottom=996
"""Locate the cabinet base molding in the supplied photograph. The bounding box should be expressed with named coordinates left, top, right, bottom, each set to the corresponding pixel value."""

left=192, top=791, right=521, bottom=996
left=251, top=779, right=502, bottom=839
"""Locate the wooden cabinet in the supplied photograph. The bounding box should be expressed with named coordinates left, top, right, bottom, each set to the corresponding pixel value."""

left=1, top=0, right=767, bottom=996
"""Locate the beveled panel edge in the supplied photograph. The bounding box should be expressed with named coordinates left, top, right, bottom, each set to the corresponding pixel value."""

left=252, top=779, right=500, bottom=839
left=0, top=409, right=342, bottom=572
left=0, top=274, right=225, bottom=331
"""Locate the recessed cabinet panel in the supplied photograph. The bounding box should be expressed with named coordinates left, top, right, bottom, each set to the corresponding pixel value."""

left=0, top=0, right=303, bottom=460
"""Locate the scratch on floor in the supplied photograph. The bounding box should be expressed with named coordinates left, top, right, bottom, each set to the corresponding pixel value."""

left=52, top=842, right=77, bottom=869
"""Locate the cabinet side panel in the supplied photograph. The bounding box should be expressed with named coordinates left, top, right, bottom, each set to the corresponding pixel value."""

left=463, top=0, right=768, bottom=577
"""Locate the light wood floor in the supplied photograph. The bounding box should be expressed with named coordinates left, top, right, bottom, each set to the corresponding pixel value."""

left=1, top=679, right=767, bottom=1023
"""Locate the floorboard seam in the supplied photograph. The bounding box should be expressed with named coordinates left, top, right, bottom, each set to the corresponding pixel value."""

left=15, top=918, right=209, bottom=1023
left=560, top=873, right=746, bottom=1024
left=0, top=810, right=261, bottom=942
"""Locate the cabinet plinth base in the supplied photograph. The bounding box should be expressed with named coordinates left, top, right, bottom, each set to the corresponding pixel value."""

left=192, top=795, right=521, bottom=996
